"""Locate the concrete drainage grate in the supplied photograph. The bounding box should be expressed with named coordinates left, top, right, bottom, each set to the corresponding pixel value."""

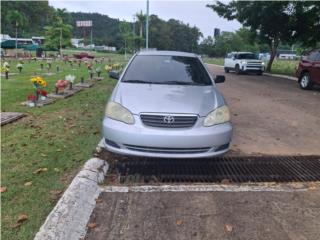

left=109, top=156, right=320, bottom=184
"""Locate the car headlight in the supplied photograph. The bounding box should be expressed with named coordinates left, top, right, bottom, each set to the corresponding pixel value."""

left=261, top=62, right=265, bottom=66
left=203, top=105, right=230, bottom=127
left=241, top=61, right=247, bottom=65
left=105, top=101, right=134, bottom=124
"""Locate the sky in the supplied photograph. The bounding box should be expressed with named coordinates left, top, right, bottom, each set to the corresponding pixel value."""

left=49, top=0, right=241, bottom=38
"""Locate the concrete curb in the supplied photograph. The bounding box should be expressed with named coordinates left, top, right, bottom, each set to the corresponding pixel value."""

left=205, top=63, right=298, bottom=81
left=34, top=158, right=108, bottom=240
left=263, top=72, right=297, bottom=81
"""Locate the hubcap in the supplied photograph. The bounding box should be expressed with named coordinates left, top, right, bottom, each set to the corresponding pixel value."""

left=301, top=75, right=309, bottom=88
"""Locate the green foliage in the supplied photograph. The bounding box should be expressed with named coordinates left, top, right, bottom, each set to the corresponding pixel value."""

left=199, top=28, right=259, bottom=57
left=1, top=1, right=53, bottom=36
left=44, top=19, right=73, bottom=50
left=148, top=15, right=202, bottom=52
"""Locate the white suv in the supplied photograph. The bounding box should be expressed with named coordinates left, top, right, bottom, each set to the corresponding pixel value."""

left=224, top=52, right=265, bottom=75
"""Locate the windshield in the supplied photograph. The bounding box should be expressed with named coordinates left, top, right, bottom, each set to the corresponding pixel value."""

left=122, top=55, right=212, bottom=85
left=236, top=53, right=257, bottom=59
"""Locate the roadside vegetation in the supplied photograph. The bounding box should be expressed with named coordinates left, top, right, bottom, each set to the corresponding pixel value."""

left=204, top=57, right=298, bottom=77
left=1, top=53, right=127, bottom=239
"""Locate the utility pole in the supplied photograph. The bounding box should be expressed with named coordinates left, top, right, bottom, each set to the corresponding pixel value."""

left=146, top=0, right=149, bottom=50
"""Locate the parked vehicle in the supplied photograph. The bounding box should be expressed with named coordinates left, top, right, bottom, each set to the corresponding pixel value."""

left=103, top=51, right=233, bottom=158
left=224, top=52, right=265, bottom=75
left=73, top=52, right=94, bottom=59
left=296, top=49, right=320, bottom=90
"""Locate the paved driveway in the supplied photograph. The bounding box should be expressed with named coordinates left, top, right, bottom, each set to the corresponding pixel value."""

left=206, top=65, right=320, bottom=156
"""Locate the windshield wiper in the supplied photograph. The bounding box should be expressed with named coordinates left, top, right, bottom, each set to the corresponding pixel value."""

left=122, top=80, right=153, bottom=84
left=162, top=81, right=206, bottom=86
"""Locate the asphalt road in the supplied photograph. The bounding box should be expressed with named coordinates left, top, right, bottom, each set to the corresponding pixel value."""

left=84, top=68, right=320, bottom=240
left=206, top=65, right=320, bottom=156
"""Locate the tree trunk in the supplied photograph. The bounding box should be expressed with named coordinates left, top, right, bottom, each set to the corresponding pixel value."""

left=140, top=24, right=143, bottom=38
left=266, top=40, right=279, bottom=73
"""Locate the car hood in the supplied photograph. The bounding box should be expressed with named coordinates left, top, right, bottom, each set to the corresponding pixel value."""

left=112, top=83, right=225, bottom=116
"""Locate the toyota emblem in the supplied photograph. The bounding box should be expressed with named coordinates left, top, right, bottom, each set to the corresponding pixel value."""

left=163, top=115, right=175, bottom=124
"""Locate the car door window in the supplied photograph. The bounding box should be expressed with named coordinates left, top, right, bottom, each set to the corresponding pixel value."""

left=308, top=51, right=319, bottom=61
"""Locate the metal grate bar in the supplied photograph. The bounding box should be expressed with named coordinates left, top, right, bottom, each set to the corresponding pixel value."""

left=111, top=156, right=320, bottom=184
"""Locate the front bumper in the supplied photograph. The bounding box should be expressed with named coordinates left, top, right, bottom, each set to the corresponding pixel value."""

left=102, top=115, right=233, bottom=158
left=242, top=65, right=265, bottom=72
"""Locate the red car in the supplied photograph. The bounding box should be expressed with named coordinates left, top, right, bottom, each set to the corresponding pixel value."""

left=296, top=49, right=320, bottom=90
left=73, top=52, right=94, bottom=59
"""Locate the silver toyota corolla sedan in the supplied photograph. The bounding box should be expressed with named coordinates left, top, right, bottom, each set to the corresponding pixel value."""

left=103, top=51, right=233, bottom=158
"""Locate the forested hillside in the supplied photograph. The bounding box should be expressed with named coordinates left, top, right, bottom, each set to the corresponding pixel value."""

left=1, top=1, right=202, bottom=52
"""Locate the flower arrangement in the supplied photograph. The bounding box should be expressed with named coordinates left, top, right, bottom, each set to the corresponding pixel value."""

left=2, top=65, right=10, bottom=79
left=87, top=63, right=93, bottom=70
left=31, top=76, right=47, bottom=88
left=95, top=67, right=102, bottom=77
left=112, top=63, right=121, bottom=70
left=55, top=79, right=69, bottom=94
left=27, top=94, right=37, bottom=107
left=65, top=74, right=76, bottom=83
left=105, top=65, right=112, bottom=72
left=16, top=63, right=23, bottom=73
left=30, top=76, right=48, bottom=102
left=3, top=62, right=10, bottom=68
left=37, top=89, right=47, bottom=97
left=27, top=94, right=37, bottom=101
left=65, top=74, right=76, bottom=89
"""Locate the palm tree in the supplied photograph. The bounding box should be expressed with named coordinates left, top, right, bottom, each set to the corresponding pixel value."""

left=135, top=10, right=145, bottom=38
left=6, top=10, right=26, bottom=58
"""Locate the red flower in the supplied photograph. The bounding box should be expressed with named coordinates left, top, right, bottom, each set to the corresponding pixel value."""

left=27, top=94, right=37, bottom=101
left=37, top=89, right=47, bottom=96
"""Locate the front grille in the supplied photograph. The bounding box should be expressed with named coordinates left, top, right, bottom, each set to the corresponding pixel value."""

left=140, top=114, right=197, bottom=128
left=123, top=144, right=210, bottom=154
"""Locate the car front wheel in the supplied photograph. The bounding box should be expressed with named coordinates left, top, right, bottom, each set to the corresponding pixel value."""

left=299, top=72, right=313, bottom=90
left=235, top=64, right=240, bottom=74
left=224, top=67, right=229, bottom=73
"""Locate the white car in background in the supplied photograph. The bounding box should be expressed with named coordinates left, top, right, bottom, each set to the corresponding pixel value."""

left=224, top=52, right=265, bottom=75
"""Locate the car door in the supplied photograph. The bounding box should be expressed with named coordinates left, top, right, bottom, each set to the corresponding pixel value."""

left=224, top=53, right=232, bottom=68
left=312, top=51, right=320, bottom=84
left=229, top=54, right=236, bottom=69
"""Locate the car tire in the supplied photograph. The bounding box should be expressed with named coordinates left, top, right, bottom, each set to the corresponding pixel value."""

left=224, top=67, right=229, bottom=73
left=235, top=64, right=240, bottom=74
left=299, top=72, right=313, bottom=90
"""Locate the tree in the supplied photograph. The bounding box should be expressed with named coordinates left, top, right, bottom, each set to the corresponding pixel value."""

left=6, top=10, right=26, bottom=58
left=207, top=1, right=320, bottom=72
left=2, top=1, right=53, bottom=36
left=135, top=10, right=145, bottom=39
left=44, top=16, right=72, bottom=52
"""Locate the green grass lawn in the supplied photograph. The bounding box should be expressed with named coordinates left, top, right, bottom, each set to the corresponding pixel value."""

left=1, top=54, right=127, bottom=239
left=204, top=57, right=298, bottom=77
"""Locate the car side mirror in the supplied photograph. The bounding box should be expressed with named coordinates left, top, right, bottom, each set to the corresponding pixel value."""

left=232, top=57, right=236, bottom=60
left=215, top=75, right=225, bottom=84
left=109, top=70, right=119, bottom=80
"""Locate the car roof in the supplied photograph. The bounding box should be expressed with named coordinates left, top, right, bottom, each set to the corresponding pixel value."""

left=137, top=50, right=197, bottom=58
